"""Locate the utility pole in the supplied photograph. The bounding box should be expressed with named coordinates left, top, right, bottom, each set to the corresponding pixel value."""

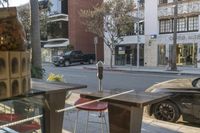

left=94, top=36, right=98, bottom=63
left=136, top=0, right=140, bottom=68
left=171, top=0, right=178, bottom=71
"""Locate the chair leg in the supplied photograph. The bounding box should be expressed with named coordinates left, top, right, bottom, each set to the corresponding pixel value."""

left=103, top=112, right=109, bottom=133
left=100, top=112, right=104, bottom=133
left=74, top=110, right=79, bottom=133
left=85, top=111, right=90, bottom=133
left=65, top=111, right=74, bottom=131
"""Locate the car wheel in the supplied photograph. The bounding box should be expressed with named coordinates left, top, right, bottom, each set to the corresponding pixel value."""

left=152, top=100, right=180, bottom=122
left=64, top=60, right=70, bottom=66
left=88, top=59, right=94, bottom=64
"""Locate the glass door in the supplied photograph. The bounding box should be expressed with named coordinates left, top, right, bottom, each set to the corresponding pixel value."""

left=158, top=45, right=166, bottom=65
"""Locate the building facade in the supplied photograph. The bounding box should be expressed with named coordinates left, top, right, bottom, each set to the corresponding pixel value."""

left=68, top=0, right=104, bottom=61
left=104, top=0, right=200, bottom=68
left=42, top=0, right=69, bottom=62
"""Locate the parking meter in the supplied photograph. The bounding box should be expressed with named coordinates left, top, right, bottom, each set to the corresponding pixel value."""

left=96, top=61, right=104, bottom=92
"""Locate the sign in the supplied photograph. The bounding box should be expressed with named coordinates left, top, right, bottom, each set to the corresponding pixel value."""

left=94, top=36, right=98, bottom=45
left=168, top=34, right=200, bottom=41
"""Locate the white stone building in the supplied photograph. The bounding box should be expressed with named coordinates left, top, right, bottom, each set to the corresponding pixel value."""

left=104, top=0, right=200, bottom=68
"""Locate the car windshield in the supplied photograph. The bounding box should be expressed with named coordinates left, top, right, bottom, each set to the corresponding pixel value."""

left=64, top=51, right=72, bottom=55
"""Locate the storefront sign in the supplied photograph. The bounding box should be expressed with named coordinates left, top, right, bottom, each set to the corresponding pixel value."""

left=168, top=34, right=200, bottom=41
left=118, top=51, right=125, bottom=55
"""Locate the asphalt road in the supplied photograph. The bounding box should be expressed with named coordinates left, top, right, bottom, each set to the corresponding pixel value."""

left=43, top=64, right=196, bottom=92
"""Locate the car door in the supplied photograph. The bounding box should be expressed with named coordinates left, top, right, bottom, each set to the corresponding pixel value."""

left=70, top=51, right=76, bottom=63
left=192, top=94, right=200, bottom=119
left=75, top=51, right=83, bottom=62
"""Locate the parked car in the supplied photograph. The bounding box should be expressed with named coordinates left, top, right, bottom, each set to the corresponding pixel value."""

left=52, top=50, right=95, bottom=67
left=145, top=78, right=200, bottom=124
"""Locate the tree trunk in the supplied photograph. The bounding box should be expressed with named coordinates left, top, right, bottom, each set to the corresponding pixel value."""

left=171, top=0, right=178, bottom=71
left=110, top=49, right=113, bottom=68
left=30, top=0, right=42, bottom=78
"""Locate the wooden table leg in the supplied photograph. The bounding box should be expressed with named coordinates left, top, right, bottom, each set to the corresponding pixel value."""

left=44, top=90, right=66, bottom=133
left=108, top=103, right=144, bottom=133
left=130, top=106, right=144, bottom=133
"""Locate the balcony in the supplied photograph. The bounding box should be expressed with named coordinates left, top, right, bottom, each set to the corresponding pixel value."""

left=158, top=0, right=200, bottom=19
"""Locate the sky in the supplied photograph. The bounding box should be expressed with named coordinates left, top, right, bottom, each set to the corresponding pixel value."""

left=9, top=0, right=29, bottom=7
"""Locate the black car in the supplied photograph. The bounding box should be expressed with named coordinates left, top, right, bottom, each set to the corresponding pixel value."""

left=52, top=50, right=95, bottom=67
left=145, top=78, right=200, bottom=124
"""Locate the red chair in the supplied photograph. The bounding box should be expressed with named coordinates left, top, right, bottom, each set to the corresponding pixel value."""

left=0, top=114, right=22, bottom=122
left=0, top=113, right=41, bottom=133
left=74, top=98, right=108, bottom=133
left=11, top=121, right=41, bottom=133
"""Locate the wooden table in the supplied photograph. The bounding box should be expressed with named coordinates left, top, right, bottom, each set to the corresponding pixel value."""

left=32, top=79, right=87, bottom=133
left=80, top=89, right=171, bottom=133
left=0, top=79, right=87, bottom=133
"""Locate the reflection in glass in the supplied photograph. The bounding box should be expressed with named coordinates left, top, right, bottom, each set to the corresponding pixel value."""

left=0, top=96, right=44, bottom=132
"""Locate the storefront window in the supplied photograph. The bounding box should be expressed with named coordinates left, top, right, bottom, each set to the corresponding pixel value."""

left=173, top=44, right=197, bottom=66
left=158, top=45, right=167, bottom=65
left=115, top=45, right=144, bottom=66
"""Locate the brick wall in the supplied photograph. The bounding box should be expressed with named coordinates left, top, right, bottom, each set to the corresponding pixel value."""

left=68, top=0, right=104, bottom=61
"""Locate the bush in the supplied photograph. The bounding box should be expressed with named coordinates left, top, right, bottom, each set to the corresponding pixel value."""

left=31, top=66, right=45, bottom=79
left=47, top=73, right=64, bottom=82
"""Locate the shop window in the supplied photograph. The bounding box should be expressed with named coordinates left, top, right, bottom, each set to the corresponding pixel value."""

left=158, top=45, right=167, bottom=65
left=159, top=0, right=168, bottom=4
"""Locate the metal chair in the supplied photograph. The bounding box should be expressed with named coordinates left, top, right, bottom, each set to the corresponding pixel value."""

left=74, top=97, right=108, bottom=133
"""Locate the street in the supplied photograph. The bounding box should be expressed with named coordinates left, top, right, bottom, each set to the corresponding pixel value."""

left=43, top=64, right=196, bottom=92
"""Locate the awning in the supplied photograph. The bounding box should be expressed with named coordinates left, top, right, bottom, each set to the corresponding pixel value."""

left=44, top=40, right=69, bottom=48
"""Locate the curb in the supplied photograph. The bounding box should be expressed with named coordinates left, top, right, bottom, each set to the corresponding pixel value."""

left=83, top=67, right=200, bottom=76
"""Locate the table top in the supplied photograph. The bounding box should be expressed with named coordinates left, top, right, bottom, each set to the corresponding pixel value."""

left=80, top=89, right=171, bottom=108
left=32, top=78, right=87, bottom=94
left=0, top=79, right=87, bottom=102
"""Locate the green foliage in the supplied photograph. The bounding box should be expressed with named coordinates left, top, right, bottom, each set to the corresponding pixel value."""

left=80, top=0, right=135, bottom=68
left=31, top=66, right=45, bottom=79
left=80, top=0, right=135, bottom=48
left=47, top=73, right=64, bottom=82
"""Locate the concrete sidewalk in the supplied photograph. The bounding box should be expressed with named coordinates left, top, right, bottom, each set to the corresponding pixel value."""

left=83, top=65, right=200, bottom=75
left=62, top=93, right=200, bottom=133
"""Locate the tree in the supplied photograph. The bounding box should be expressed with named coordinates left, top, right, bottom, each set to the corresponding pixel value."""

left=18, top=1, right=52, bottom=43
left=80, top=0, right=135, bottom=68
left=0, top=0, right=9, bottom=7
left=171, top=0, right=178, bottom=71
left=30, top=0, right=42, bottom=78
left=17, top=5, right=31, bottom=42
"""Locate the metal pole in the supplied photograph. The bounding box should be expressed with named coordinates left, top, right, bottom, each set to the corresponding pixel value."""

left=94, top=37, right=98, bottom=63
left=171, top=0, right=178, bottom=71
left=95, top=43, right=97, bottom=63
left=99, top=80, right=102, bottom=92
left=136, top=0, right=140, bottom=68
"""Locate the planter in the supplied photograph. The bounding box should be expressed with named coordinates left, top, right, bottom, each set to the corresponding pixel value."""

left=0, top=51, right=31, bottom=99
